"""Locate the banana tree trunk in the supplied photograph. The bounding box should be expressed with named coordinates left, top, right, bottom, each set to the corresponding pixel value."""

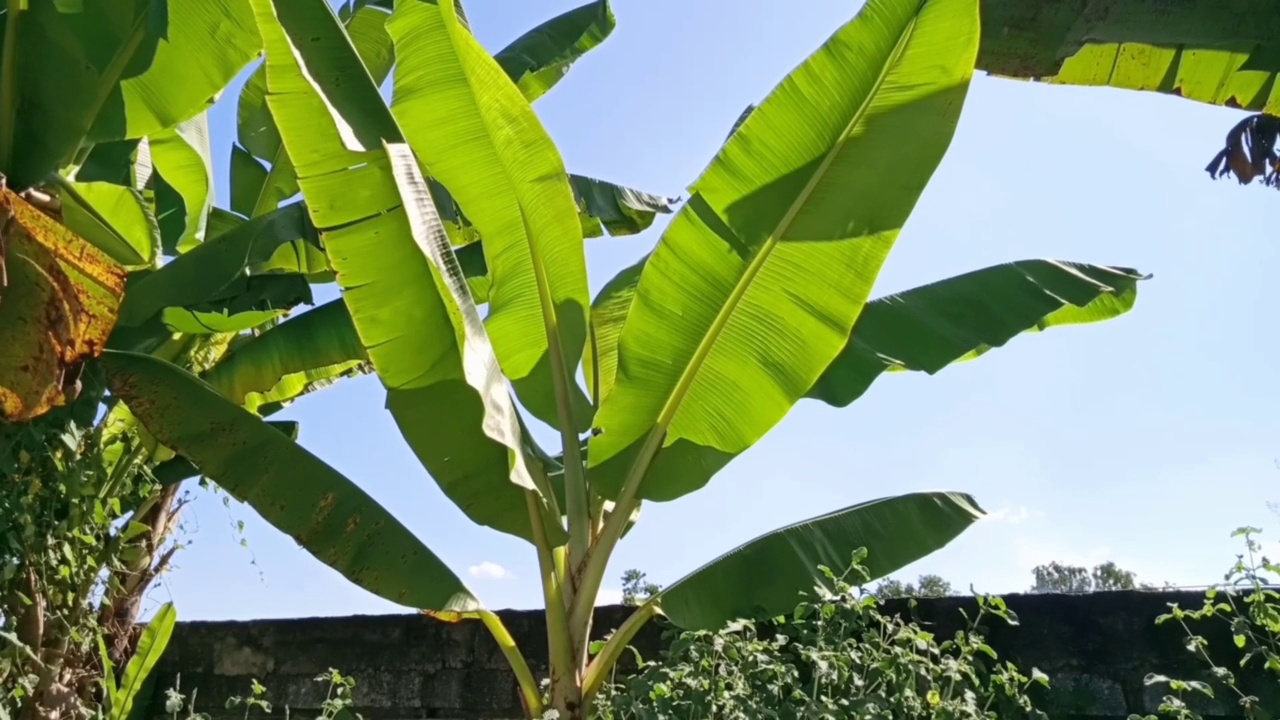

left=98, top=483, right=182, bottom=670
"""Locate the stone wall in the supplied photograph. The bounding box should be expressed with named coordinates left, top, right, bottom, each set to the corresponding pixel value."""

left=151, top=591, right=1277, bottom=720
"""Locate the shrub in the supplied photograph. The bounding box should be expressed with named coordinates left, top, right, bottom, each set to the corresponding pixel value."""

left=593, top=552, right=1048, bottom=720
left=1141, top=528, right=1280, bottom=720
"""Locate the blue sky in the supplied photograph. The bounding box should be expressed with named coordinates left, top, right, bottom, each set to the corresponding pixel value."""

left=160, top=0, right=1280, bottom=619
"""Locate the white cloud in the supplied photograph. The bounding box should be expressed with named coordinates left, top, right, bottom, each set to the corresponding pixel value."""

left=468, top=561, right=512, bottom=580
left=596, top=588, right=623, bottom=606
left=983, top=505, right=1041, bottom=525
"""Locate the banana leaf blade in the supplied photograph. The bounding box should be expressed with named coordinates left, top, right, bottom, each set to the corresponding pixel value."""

left=659, top=492, right=983, bottom=630
left=102, top=351, right=482, bottom=613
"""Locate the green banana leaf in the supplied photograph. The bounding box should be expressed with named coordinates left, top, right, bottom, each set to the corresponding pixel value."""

left=433, top=172, right=678, bottom=258
left=808, top=260, right=1147, bottom=407
left=975, top=0, right=1280, bottom=112
left=583, top=254, right=646, bottom=404
left=495, top=0, right=615, bottom=103
left=150, top=421, right=300, bottom=488
left=161, top=308, right=283, bottom=334
left=201, top=299, right=370, bottom=414
left=588, top=257, right=1145, bottom=413
left=389, top=0, right=593, bottom=431
left=102, top=351, right=482, bottom=612
left=58, top=180, right=160, bottom=268
left=0, top=0, right=259, bottom=188
left=151, top=114, right=214, bottom=254
left=118, top=203, right=316, bottom=327
left=107, top=602, right=175, bottom=720
left=588, top=0, right=980, bottom=502
left=451, top=176, right=675, bottom=308
left=235, top=3, right=393, bottom=218
left=659, top=492, right=984, bottom=630
left=168, top=273, right=314, bottom=332
left=251, top=0, right=560, bottom=543
left=570, top=175, right=677, bottom=238
left=234, top=0, right=670, bottom=237
left=229, top=145, right=278, bottom=219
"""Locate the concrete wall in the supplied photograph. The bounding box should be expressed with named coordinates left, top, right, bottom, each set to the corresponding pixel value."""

left=151, top=591, right=1277, bottom=720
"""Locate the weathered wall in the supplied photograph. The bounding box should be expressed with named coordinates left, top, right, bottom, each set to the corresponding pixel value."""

left=151, top=591, right=1277, bottom=720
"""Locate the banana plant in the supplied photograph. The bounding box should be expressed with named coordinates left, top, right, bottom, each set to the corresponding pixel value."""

left=104, top=0, right=1149, bottom=718
left=0, top=4, right=355, bottom=715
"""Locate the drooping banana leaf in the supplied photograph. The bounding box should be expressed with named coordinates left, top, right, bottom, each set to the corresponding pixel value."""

left=251, top=0, right=561, bottom=543
left=201, top=299, right=370, bottom=414
left=570, top=175, right=677, bottom=238
left=976, top=0, right=1280, bottom=112
left=658, top=492, right=984, bottom=630
left=494, top=0, right=615, bottom=103
left=389, top=0, right=593, bottom=431
left=0, top=0, right=259, bottom=188
left=157, top=273, right=313, bottom=335
left=101, top=351, right=483, bottom=613
left=589, top=0, right=980, bottom=502
left=808, top=260, right=1147, bottom=407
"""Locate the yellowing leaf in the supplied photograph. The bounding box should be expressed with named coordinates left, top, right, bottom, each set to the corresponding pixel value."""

left=0, top=188, right=126, bottom=420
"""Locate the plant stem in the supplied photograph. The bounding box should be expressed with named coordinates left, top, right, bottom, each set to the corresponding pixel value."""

left=581, top=600, right=659, bottom=705
left=560, top=425, right=589, bottom=571
left=527, top=491, right=580, bottom=718
left=526, top=221, right=590, bottom=575
left=569, top=429, right=664, bottom=633
left=0, top=0, right=25, bottom=174
left=474, top=611, right=543, bottom=718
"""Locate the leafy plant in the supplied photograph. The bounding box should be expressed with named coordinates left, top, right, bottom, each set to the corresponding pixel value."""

left=103, top=0, right=1149, bottom=718
left=1141, top=527, right=1280, bottom=720
left=3, top=1, right=675, bottom=716
left=594, top=552, right=1050, bottom=720
left=163, top=670, right=361, bottom=720
left=0, top=391, right=185, bottom=720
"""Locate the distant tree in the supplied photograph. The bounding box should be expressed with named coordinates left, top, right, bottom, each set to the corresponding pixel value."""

left=1091, top=561, right=1140, bottom=591
left=621, top=569, right=661, bottom=606
left=873, top=573, right=954, bottom=599
left=1030, top=561, right=1139, bottom=593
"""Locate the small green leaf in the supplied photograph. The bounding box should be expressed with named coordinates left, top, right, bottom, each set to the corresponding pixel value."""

left=59, top=180, right=159, bottom=267
left=495, top=0, right=615, bottom=102
left=109, top=603, right=177, bottom=720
